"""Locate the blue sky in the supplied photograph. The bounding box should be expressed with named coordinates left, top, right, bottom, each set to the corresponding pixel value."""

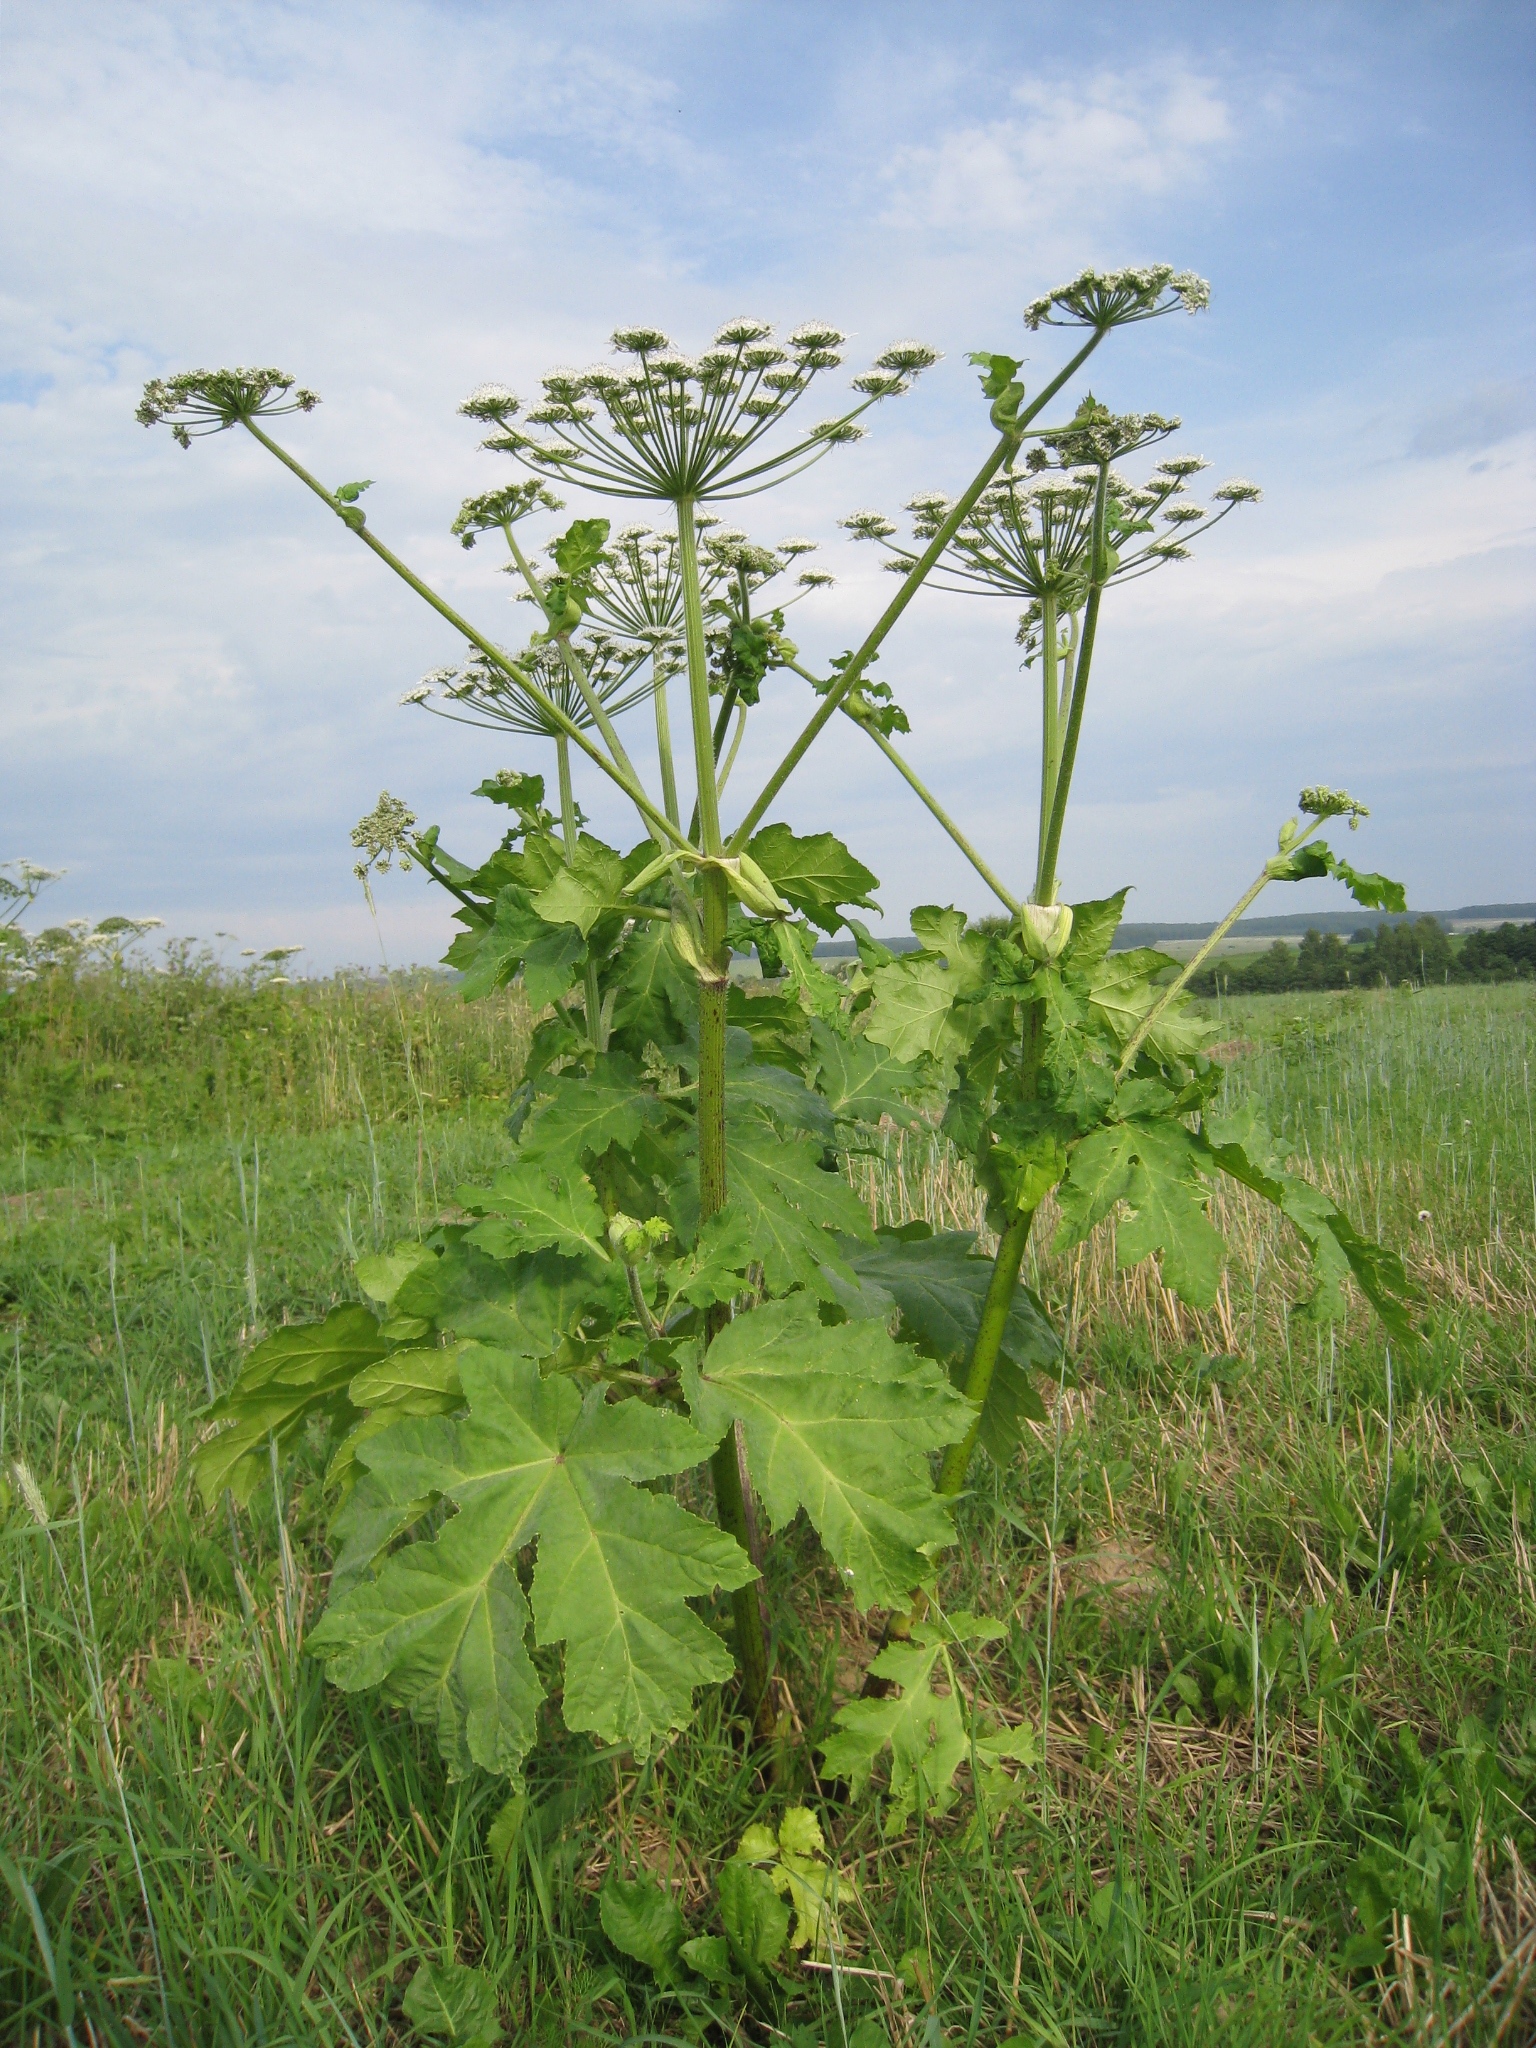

left=3, top=0, right=1532, bottom=969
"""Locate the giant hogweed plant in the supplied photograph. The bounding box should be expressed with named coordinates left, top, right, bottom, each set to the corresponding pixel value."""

left=139, top=266, right=1414, bottom=1824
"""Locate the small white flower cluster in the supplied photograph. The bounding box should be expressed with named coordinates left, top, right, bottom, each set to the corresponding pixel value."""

left=1024, top=265, right=1210, bottom=331
left=1299, top=786, right=1370, bottom=825
left=451, top=481, right=564, bottom=547
left=350, top=791, right=419, bottom=879
left=841, top=428, right=1262, bottom=617
left=137, top=368, right=320, bottom=447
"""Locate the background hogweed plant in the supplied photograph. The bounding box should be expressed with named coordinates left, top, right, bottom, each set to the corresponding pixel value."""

left=138, top=264, right=1415, bottom=1817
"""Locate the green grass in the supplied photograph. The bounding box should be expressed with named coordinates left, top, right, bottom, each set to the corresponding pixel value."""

left=2, top=971, right=1533, bottom=2044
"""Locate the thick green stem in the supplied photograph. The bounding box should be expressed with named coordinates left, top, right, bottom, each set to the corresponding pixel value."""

left=676, top=499, right=722, bottom=856
left=557, top=736, right=606, bottom=1053
left=651, top=661, right=681, bottom=829
left=238, top=419, right=687, bottom=852
left=1035, top=468, right=1109, bottom=905
left=716, top=704, right=747, bottom=795
left=728, top=330, right=1108, bottom=852
left=695, top=864, right=772, bottom=1722
left=938, top=1206, right=1038, bottom=1494
left=1038, top=590, right=1059, bottom=884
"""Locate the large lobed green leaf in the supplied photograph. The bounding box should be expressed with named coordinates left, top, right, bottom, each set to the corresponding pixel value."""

left=670, top=1109, right=875, bottom=1298
left=684, top=1297, right=973, bottom=1607
left=190, top=1304, right=386, bottom=1506
left=821, top=1611, right=1014, bottom=1830
left=831, top=1225, right=1061, bottom=1460
left=309, top=1345, right=753, bottom=1778
left=746, top=823, right=880, bottom=932
left=1054, top=1113, right=1227, bottom=1307
left=460, top=1162, right=614, bottom=1266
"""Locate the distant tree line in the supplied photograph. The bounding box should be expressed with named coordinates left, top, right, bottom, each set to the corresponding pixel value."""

left=1188, top=917, right=1536, bottom=998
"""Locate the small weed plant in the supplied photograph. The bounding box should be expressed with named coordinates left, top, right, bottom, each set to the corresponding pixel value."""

left=136, top=269, right=1420, bottom=1934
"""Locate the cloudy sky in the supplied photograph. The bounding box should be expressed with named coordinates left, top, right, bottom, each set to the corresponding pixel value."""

left=3, top=1, right=1533, bottom=969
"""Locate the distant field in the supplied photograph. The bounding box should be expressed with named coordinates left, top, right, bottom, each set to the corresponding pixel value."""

left=2, top=970, right=1533, bottom=2043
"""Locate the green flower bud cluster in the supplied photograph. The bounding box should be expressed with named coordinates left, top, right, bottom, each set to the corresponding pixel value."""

left=136, top=367, right=320, bottom=446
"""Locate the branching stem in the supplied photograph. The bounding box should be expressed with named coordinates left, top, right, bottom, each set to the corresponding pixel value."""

left=728, top=330, right=1108, bottom=850
left=238, top=419, right=688, bottom=852
left=1114, top=816, right=1328, bottom=1079
left=815, top=686, right=1019, bottom=915
left=1035, top=464, right=1108, bottom=905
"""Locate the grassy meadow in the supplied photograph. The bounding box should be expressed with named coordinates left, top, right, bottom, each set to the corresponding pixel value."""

left=1, top=963, right=1533, bottom=2045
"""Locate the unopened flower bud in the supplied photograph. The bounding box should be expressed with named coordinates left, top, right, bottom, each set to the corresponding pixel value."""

left=1021, top=903, right=1073, bottom=961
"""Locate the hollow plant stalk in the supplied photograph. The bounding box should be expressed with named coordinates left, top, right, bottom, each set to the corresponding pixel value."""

left=677, top=495, right=774, bottom=1724
left=651, top=659, right=682, bottom=829
left=555, top=733, right=607, bottom=1052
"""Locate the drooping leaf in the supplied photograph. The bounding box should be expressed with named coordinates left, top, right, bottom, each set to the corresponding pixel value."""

left=190, top=1304, right=386, bottom=1506
left=1203, top=1107, right=1419, bottom=1341
left=1263, top=840, right=1407, bottom=915
left=821, top=1613, right=1004, bottom=1829
left=773, top=920, right=848, bottom=1022
left=401, top=1960, right=502, bottom=2045
left=600, top=1873, right=686, bottom=1986
left=684, top=1297, right=972, bottom=1607
left=1330, top=859, right=1406, bottom=914
left=462, top=1163, right=613, bottom=1266
left=831, top=1228, right=1059, bottom=1461
left=309, top=1347, right=751, bottom=1775
left=834, top=1229, right=1058, bottom=1376
left=746, top=823, right=880, bottom=931
left=327, top=1342, right=468, bottom=1493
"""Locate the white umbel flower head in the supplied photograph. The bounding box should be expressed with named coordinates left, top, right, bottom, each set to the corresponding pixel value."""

left=459, top=383, right=519, bottom=421
left=1024, top=265, right=1210, bottom=332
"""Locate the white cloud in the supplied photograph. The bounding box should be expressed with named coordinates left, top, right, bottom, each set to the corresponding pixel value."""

left=882, top=67, right=1233, bottom=238
left=0, top=4, right=1529, bottom=957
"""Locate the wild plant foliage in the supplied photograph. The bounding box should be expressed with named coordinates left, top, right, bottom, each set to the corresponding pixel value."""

left=141, top=264, right=1416, bottom=1817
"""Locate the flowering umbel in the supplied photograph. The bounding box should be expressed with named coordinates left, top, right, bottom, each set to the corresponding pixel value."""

left=350, top=792, right=418, bottom=879
left=406, top=637, right=653, bottom=739
left=136, top=368, right=320, bottom=447
left=1024, top=265, right=1210, bottom=331
left=458, top=320, right=939, bottom=502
